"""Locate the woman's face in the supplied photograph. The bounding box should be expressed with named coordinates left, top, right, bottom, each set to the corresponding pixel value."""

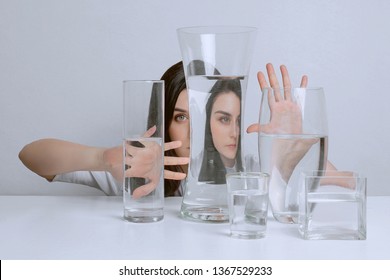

left=168, top=89, right=190, bottom=158
left=210, top=92, right=241, bottom=167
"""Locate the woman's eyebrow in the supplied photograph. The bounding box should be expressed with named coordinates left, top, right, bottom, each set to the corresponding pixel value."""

left=214, top=110, right=231, bottom=116
left=174, top=108, right=188, bottom=113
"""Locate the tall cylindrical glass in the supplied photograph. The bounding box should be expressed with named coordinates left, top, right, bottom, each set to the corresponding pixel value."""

left=177, top=26, right=257, bottom=222
left=123, top=80, right=164, bottom=222
left=258, top=87, right=328, bottom=223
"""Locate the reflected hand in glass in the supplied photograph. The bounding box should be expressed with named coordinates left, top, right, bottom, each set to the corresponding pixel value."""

left=102, top=130, right=188, bottom=193
left=124, top=126, right=163, bottom=199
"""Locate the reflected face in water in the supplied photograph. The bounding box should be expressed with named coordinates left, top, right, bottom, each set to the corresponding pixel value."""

left=168, top=89, right=190, bottom=158
left=210, top=91, right=241, bottom=168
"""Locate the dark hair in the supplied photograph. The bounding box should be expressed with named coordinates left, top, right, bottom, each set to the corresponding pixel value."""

left=160, top=61, right=187, bottom=196
left=147, top=83, right=164, bottom=137
left=198, top=78, right=243, bottom=184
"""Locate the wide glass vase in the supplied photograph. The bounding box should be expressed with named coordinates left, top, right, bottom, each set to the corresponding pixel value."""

left=258, top=87, right=328, bottom=223
left=177, top=26, right=257, bottom=222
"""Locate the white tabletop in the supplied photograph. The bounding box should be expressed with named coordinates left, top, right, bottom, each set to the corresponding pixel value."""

left=0, top=195, right=389, bottom=260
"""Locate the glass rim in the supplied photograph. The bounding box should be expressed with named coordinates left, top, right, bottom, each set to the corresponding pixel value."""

left=262, top=86, right=324, bottom=92
left=226, top=171, right=269, bottom=179
left=123, top=80, right=164, bottom=84
left=177, top=25, right=257, bottom=35
left=301, top=170, right=365, bottom=179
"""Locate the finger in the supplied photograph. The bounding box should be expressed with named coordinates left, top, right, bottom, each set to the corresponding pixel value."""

left=164, top=156, right=190, bottom=166
left=280, top=65, right=292, bottom=101
left=257, top=71, right=269, bottom=90
left=266, top=63, right=280, bottom=88
left=124, top=165, right=147, bottom=178
left=246, top=123, right=260, bottom=133
left=124, top=167, right=133, bottom=178
left=280, top=65, right=292, bottom=88
left=257, top=72, right=275, bottom=107
left=124, top=143, right=144, bottom=157
left=143, top=125, right=157, bottom=137
left=164, top=140, right=182, bottom=151
left=124, top=144, right=133, bottom=158
left=124, top=157, right=132, bottom=166
left=266, top=63, right=282, bottom=102
left=126, top=145, right=148, bottom=156
left=132, top=182, right=157, bottom=199
left=164, top=169, right=187, bottom=180
left=300, top=75, right=308, bottom=88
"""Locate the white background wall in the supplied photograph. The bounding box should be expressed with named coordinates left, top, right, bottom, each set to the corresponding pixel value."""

left=1, top=0, right=389, bottom=195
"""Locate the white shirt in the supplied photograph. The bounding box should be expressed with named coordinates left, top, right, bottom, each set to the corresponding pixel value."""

left=53, top=171, right=122, bottom=196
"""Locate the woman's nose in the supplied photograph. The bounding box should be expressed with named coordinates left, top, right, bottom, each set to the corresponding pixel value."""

left=230, top=122, right=239, bottom=138
left=186, top=124, right=191, bottom=139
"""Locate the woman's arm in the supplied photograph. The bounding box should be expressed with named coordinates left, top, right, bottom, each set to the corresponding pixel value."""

left=18, top=139, right=107, bottom=181
left=19, top=138, right=189, bottom=183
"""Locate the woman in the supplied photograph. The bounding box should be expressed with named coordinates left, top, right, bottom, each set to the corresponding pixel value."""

left=198, top=78, right=243, bottom=184
left=19, top=61, right=190, bottom=197
left=20, top=62, right=332, bottom=196
left=160, top=61, right=190, bottom=195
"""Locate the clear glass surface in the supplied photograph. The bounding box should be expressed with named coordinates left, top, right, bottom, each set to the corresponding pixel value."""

left=122, top=80, right=165, bottom=223
left=226, top=172, right=269, bottom=239
left=258, top=87, right=328, bottom=223
left=298, top=170, right=367, bottom=240
left=177, top=26, right=257, bottom=222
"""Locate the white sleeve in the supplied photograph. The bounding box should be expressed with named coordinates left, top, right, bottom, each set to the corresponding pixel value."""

left=53, top=171, right=122, bottom=196
left=268, top=166, right=288, bottom=212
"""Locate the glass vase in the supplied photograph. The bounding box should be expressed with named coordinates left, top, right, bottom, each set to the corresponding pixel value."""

left=177, top=26, right=257, bottom=222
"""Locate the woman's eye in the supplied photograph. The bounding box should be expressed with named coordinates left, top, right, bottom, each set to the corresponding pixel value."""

left=219, top=116, right=230, bottom=124
left=175, top=114, right=188, bottom=122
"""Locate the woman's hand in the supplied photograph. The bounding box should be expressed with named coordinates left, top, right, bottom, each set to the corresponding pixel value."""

left=247, top=64, right=314, bottom=182
left=103, top=142, right=189, bottom=183
left=103, top=127, right=189, bottom=198
left=123, top=141, right=189, bottom=199
left=247, top=63, right=308, bottom=134
left=163, top=141, right=190, bottom=180
left=123, top=137, right=163, bottom=198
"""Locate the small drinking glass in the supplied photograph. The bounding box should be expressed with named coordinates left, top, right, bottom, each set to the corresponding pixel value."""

left=226, top=172, right=269, bottom=239
left=122, top=80, right=164, bottom=223
left=298, top=170, right=367, bottom=240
